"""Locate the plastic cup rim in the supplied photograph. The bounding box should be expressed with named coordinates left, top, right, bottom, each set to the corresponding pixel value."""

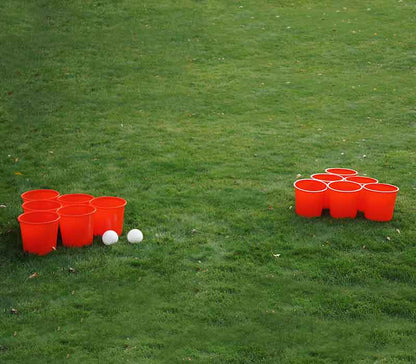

left=22, top=200, right=62, bottom=211
left=325, top=167, right=358, bottom=176
left=90, top=196, right=127, bottom=209
left=345, top=176, right=378, bottom=185
left=21, top=189, right=60, bottom=201
left=328, top=181, right=362, bottom=193
left=18, top=211, right=60, bottom=225
left=58, top=193, right=94, bottom=202
left=363, top=183, right=399, bottom=193
left=294, top=179, right=327, bottom=193
left=311, top=173, right=345, bottom=182
left=58, top=205, right=97, bottom=217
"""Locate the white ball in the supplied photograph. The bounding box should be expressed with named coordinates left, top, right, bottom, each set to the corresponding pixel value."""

left=102, top=230, right=118, bottom=245
left=127, top=229, right=143, bottom=243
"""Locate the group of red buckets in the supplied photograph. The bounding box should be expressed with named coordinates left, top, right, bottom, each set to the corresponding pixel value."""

left=17, top=170, right=399, bottom=254
left=18, top=189, right=127, bottom=255
left=294, top=168, right=399, bottom=221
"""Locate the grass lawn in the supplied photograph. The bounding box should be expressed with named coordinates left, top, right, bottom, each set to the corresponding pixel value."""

left=1, top=0, right=415, bottom=362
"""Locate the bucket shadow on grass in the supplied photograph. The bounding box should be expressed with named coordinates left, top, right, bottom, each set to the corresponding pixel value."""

left=0, top=227, right=108, bottom=263
left=55, top=234, right=108, bottom=255
left=298, top=208, right=394, bottom=224
left=289, top=209, right=399, bottom=247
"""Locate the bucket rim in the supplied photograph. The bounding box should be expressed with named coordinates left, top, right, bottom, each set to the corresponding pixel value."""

left=22, top=200, right=62, bottom=210
left=18, top=211, right=60, bottom=225
left=58, top=193, right=95, bottom=202
left=294, top=179, right=327, bottom=193
left=345, top=176, right=379, bottom=185
left=364, top=183, right=399, bottom=193
left=58, top=204, right=96, bottom=217
left=311, top=173, right=345, bottom=182
left=328, top=181, right=362, bottom=193
left=325, top=167, right=358, bottom=176
left=90, top=196, right=127, bottom=209
left=21, top=189, right=60, bottom=201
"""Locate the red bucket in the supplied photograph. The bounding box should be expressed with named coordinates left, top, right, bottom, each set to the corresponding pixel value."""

left=90, top=196, right=127, bottom=236
left=325, top=168, right=358, bottom=177
left=58, top=193, right=94, bottom=206
left=58, top=205, right=96, bottom=247
left=328, top=181, right=362, bottom=218
left=363, top=183, right=399, bottom=221
left=311, top=173, right=344, bottom=209
left=21, top=189, right=60, bottom=202
left=18, top=211, right=60, bottom=255
left=345, top=176, right=378, bottom=212
left=22, top=200, right=62, bottom=213
left=294, top=179, right=327, bottom=218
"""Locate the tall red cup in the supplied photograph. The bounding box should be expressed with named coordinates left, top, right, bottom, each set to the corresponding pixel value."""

left=363, top=183, right=399, bottom=221
left=58, top=205, right=96, bottom=247
left=328, top=181, right=362, bottom=218
left=294, top=179, right=327, bottom=218
left=90, top=196, right=127, bottom=236
left=311, top=173, right=344, bottom=209
left=18, top=212, right=60, bottom=255
left=345, top=176, right=378, bottom=212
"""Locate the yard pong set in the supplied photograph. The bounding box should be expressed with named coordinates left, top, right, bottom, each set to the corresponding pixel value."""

left=17, top=168, right=399, bottom=255
left=294, top=168, right=399, bottom=221
left=18, top=190, right=127, bottom=255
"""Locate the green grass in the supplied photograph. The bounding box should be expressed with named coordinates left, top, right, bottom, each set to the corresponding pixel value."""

left=1, top=0, right=415, bottom=362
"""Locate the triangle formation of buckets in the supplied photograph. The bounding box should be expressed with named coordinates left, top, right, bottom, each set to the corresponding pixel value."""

left=18, top=191, right=126, bottom=255
left=293, top=168, right=399, bottom=221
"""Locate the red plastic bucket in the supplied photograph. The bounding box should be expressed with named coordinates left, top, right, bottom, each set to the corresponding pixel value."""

left=90, top=196, right=127, bottom=235
left=363, top=183, right=399, bottom=221
left=345, top=176, right=378, bottom=212
left=58, top=193, right=94, bottom=206
left=58, top=205, right=96, bottom=247
left=17, top=211, right=60, bottom=255
left=325, top=168, right=358, bottom=177
left=311, top=173, right=344, bottom=209
left=22, top=200, right=62, bottom=213
left=328, top=181, right=362, bottom=218
left=294, top=179, right=327, bottom=218
left=21, top=189, right=60, bottom=202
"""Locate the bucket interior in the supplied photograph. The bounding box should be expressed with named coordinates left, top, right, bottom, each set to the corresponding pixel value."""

left=59, top=193, right=94, bottom=204
left=22, top=189, right=60, bottom=201
left=364, top=183, right=399, bottom=193
left=329, top=181, right=361, bottom=192
left=346, top=176, right=378, bottom=184
left=18, top=212, right=60, bottom=224
left=325, top=168, right=357, bottom=176
left=91, top=196, right=127, bottom=209
left=23, top=200, right=61, bottom=211
left=59, top=205, right=96, bottom=216
left=311, top=173, right=344, bottom=183
left=295, top=179, right=326, bottom=192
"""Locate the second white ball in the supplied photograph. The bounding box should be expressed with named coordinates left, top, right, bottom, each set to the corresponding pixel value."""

left=127, top=229, right=143, bottom=243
